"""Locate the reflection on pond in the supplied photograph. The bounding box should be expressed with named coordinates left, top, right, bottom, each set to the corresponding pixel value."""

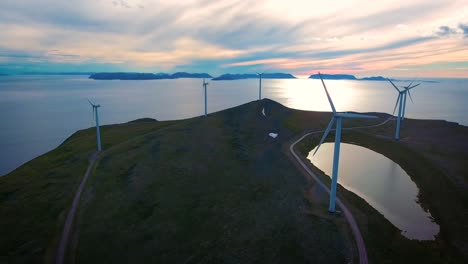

left=308, top=143, right=439, bottom=240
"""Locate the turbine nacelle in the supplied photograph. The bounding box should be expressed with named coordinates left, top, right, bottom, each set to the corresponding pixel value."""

left=254, top=70, right=266, bottom=76
left=87, top=99, right=100, bottom=108
left=403, top=82, right=419, bottom=103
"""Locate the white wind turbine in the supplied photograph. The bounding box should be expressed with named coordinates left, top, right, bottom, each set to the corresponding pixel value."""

left=387, top=79, right=420, bottom=140
left=400, top=81, right=420, bottom=120
left=314, top=73, right=377, bottom=213
left=203, top=78, right=209, bottom=117
left=88, top=99, right=102, bottom=152
left=255, top=71, right=265, bottom=100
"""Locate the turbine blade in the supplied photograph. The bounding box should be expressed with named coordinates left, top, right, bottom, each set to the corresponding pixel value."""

left=407, top=81, right=414, bottom=89
left=87, top=99, right=94, bottom=106
left=408, top=83, right=420, bottom=90
left=392, top=94, right=400, bottom=116
left=313, top=118, right=335, bottom=156
left=407, top=90, right=414, bottom=103
left=318, top=72, right=336, bottom=114
left=387, top=79, right=401, bottom=92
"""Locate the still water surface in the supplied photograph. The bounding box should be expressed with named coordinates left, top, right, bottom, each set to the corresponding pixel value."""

left=308, top=143, right=439, bottom=240
left=0, top=75, right=466, bottom=175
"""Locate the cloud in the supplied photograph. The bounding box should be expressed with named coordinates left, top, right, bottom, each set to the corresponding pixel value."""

left=112, top=0, right=131, bottom=8
left=436, top=25, right=456, bottom=36
left=396, top=24, right=409, bottom=30
left=0, top=0, right=467, bottom=77
left=459, top=23, right=468, bottom=37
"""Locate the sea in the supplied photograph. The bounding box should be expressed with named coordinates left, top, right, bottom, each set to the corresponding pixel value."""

left=0, top=75, right=466, bottom=176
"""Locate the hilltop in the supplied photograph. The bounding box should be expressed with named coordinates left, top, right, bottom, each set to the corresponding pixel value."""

left=212, top=73, right=296, bottom=80
left=1, top=99, right=467, bottom=263
left=89, top=72, right=212, bottom=80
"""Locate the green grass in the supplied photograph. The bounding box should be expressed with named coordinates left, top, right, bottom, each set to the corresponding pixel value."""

left=0, top=119, right=175, bottom=264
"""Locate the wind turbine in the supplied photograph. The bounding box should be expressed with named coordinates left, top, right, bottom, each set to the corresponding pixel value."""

left=255, top=71, right=265, bottom=100
left=387, top=79, right=420, bottom=140
left=88, top=99, right=102, bottom=152
left=314, top=73, right=377, bottom=213
left=401, top=81, right=420, bottom=120
left=203, top=78, right=209, bottom=117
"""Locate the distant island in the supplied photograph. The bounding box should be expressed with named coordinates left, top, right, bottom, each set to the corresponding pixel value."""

left=360, top=76, right=387, bottom=81
left=212, top=73, right=296, bottom=80
left=89, top=72, right=212, bottom=80
left=309, top=74, right=386, bottom=81
left=309, top=74, right=357, bottom=80
left=170, top=72, right=212, bottom=79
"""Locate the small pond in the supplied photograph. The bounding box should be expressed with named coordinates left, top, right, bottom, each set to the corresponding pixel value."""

left=308, top=142, right=439, bottom=240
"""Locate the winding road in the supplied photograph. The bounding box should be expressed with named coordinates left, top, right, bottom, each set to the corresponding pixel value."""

left=55, top=151, right=99, bottom=264
left=286, top=116, right=393, bottom=264
left=289, top=132, right=368, bottom=264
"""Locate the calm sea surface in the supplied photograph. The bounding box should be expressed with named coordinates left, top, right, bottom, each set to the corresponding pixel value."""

left=308, top=143, right=439, bottom=240
left=0, top=75, right=466, bottom=175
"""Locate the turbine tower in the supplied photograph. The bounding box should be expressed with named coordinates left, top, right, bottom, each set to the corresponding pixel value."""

left=314, top=73, right=377, bottom=213
left=203, top=79, right=209, bottom=117
left=255, top=71, right=265, bottom=100
left=387, top=79, right=420, bottom=140
left=88, top=99, right=102, bottom=152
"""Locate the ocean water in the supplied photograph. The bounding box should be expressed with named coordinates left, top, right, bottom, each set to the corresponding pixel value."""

left=308, top=143, right=439, bottom=240
left=0, top=75, right=466, bottom=175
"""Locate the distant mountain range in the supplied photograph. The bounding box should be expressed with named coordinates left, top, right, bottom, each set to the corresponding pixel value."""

left=89, top=72, right=296, bottom=81
left=309, top=74, right=386, bottom=81
left=360, top=76, right=387, bottom=81
left=212, top=73, right=296, bottom=80
left=89, top=72, right=212, bottom=80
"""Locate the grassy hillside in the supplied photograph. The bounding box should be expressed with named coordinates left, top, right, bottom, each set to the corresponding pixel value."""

left=0, top=119, right=176, bottom=264
left=73, top=100, right=353, bottom=263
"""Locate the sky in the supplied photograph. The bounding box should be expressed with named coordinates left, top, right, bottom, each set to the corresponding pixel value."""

left=0, top=0, right=467, bottom=78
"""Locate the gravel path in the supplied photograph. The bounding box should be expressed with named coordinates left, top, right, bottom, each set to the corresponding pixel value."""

left=55, top=151, right=99, bottom=264
left=288, top=133, right=368, bottom=264
left=285, top=116, right=395, bottom=263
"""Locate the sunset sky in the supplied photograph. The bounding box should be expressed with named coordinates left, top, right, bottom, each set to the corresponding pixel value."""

left=1, top=0, right=467, bottom=77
